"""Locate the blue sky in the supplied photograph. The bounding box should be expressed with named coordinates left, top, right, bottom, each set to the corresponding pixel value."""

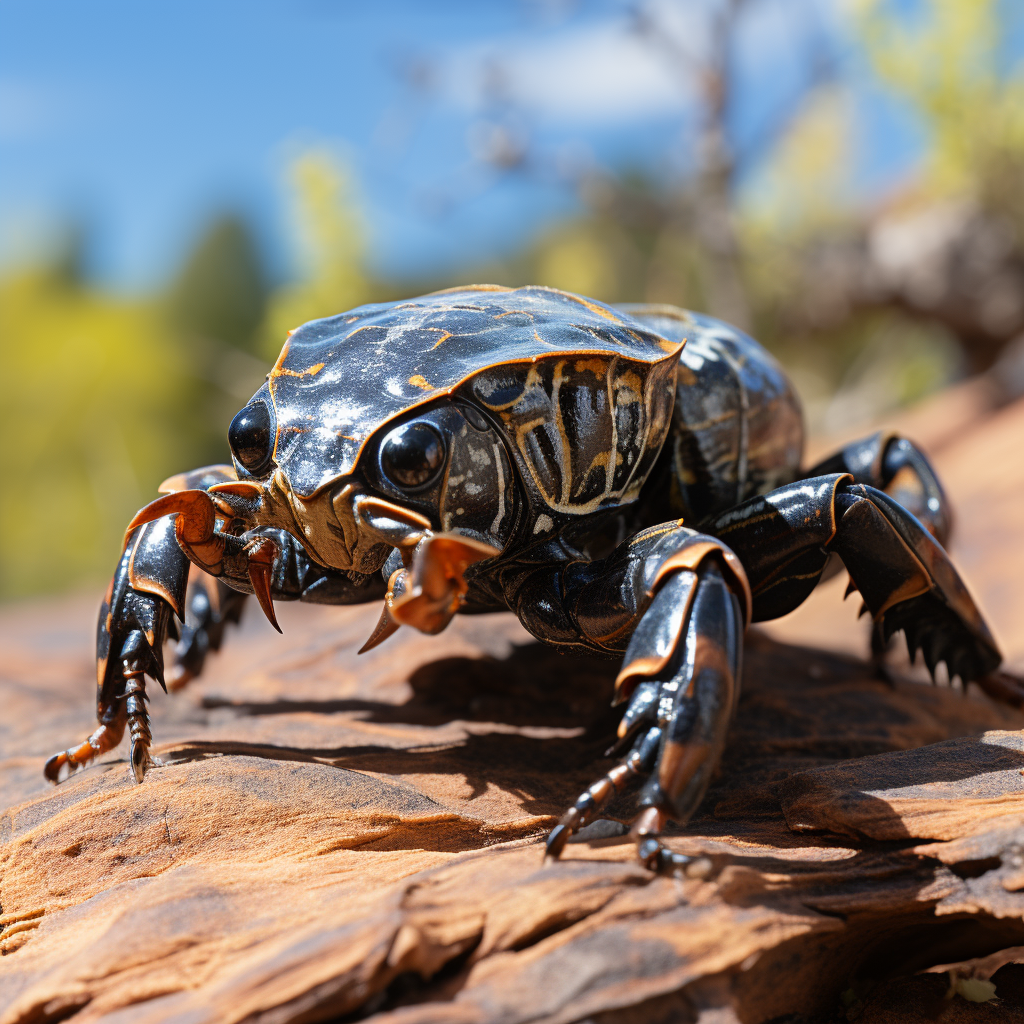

left=0, top=0, right=943, bottom=290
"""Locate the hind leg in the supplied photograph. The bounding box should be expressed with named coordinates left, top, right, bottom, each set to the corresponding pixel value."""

left=807, top=433, right=957, bottom=674
left=706, top=474, right=1004, bottom=686
left=806, top=431, right=951, bottom=545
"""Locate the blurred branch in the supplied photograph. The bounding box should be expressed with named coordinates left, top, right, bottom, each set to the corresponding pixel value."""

left=758, top=0, right=1024, bottom=373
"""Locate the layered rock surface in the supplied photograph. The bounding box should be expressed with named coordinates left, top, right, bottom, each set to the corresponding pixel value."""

left=2, top=394, right=1024, bottom=1023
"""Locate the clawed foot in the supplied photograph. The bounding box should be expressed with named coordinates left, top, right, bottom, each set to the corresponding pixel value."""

left=630, top=807, right=716, bottom=878
left=974, top=669, right=1024, bottom=708
left=44, top=720, right=126, bottom=783
left=46, top=656, right=161, bottom=785
left=45, top=724, right=163, bottom=785
left=545, top=805, right=717, bottom=879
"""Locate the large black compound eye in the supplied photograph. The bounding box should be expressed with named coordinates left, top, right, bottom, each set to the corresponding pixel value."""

left=228, top=400, right=273, bottom=474
left=379, top=421, right=446, bottom=490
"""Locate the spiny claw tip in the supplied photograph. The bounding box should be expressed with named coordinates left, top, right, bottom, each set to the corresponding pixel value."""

left=43, top=754, right=63, bottom=784
left=129, top=742, right=148, bottom=784
left=358, top=604, right=401, bottom=654
left=544, top=824, right=570, bottom=862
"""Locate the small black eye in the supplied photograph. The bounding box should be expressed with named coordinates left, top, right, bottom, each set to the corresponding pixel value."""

left=228, top=400, right=273, bottom=473
left=379, top=422, right=446, bottom=490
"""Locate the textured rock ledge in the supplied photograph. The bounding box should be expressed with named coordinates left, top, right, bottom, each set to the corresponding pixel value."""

left=2, top=396, right=1024, bottom=1024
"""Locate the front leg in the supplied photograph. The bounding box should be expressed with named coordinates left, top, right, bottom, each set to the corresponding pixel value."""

left=45, top=516, right=188, bottom=783
left=508, top=525, right=750, bottom=873
left=46, top=482, right=386, bottom=784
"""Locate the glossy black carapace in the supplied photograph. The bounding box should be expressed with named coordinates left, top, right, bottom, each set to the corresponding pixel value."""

left=47, top=285, right=1020, bottom=875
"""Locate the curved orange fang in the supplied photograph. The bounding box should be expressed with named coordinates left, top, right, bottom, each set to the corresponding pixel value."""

left=246, top=537, right=282, bottom=633
left=358, top=603, right=401, bottom=654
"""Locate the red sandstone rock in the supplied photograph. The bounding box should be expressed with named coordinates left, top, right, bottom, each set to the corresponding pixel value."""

left=2, top=395, right=1024, bottom=1023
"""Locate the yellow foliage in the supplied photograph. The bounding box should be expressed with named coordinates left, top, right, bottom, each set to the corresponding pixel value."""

left=535, top=228, right=617, bottom=301
left=0, top=149, right=377, bottom=600
left=741, top=88, right=854, bottom=236
left=0, top=269, right=191, bottom=598
left=857, top=0, right=1024, bottom=203
left=262, top=151, right=371, bottom=358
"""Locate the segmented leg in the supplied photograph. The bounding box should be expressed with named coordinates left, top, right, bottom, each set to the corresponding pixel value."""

left=624, top=559, right=741, bottom=875
left=44, top=518, right=183, bottom=784
left=544, top=723, right=660, bottom=860
left=123, top=653, right=160, bottom=783
left=45, top=633, right=164, bottom=784
left=807, top=432, right=951, bottom=545
left=708, top=475, right=1003, bottom=685
left=47, top=483, right=384, bottom=784
left=527, top=535, right=746, bottom=874
left=166, top=574, right=247, bottom=691
left=630, top=807, right=711, bottom=877
left=808, top=434, right=960, bottom=676
left=531, top=469, right=1011, bottom=877
left=44, top=713, right=126, bottom=783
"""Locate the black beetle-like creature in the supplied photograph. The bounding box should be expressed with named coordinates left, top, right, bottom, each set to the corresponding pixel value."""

left=47, top=286, right=1021, bottom=874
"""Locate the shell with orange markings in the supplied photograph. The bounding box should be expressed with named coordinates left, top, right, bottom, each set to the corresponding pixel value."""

left=250, top=286, right=684, bottom=520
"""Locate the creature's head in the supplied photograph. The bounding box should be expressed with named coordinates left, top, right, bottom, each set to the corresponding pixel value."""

left=219, top=385, right=519, bottom=581
left=130, top=286, right=682, bottom=640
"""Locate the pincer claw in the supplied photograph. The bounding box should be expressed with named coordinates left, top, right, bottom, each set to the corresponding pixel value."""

left=124, top=489, right=227, bottom=573
left=125, top=489, right=216, bottom=546
left=389, top=533, right=500, bottom=635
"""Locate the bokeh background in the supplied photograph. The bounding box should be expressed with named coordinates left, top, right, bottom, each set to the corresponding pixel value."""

left=2, top=0, right=1023, bottom=601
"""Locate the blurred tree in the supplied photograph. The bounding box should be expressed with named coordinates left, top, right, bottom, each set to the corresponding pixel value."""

left=506, top=174, right=709, bottom=311
left=167, top=215, right=267, bottom=356
left=406, top=0, right=1020, bottom=422
left=634, top=0, right=753, bottom=331
left=165, top=215, right=271, bottom=465
left=855, top=0, right=1024, bottom=370
left=860, top=0, right=1024, bottom=214
left=0, top=152, right=377, bottom=600
left=750, top=0, right=1024, bottom=375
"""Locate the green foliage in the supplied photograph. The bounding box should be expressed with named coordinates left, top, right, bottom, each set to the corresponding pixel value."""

left=0, top=151, right=375, bottom=601
left=0, top=267, right=192, bottom=598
